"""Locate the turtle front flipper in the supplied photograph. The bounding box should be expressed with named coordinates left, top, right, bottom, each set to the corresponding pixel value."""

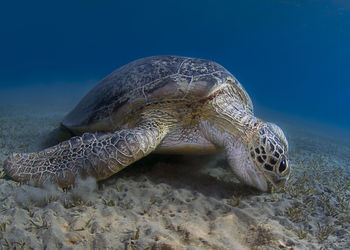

left=4, top=121, right=168, bottom=187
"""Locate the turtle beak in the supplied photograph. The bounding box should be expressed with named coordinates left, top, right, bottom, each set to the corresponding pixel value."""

left=264, top=172, right=288, bottom=188
left=226, top=153, right=269, bottom=192
left=225, top=140, right=269, bottom=192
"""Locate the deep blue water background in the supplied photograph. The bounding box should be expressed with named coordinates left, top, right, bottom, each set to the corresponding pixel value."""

left=0, top=0, right=349, bottom=133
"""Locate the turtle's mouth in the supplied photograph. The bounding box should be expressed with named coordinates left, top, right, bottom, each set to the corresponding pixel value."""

left=226, top=144, right=269, bottom=192
left=264, top=171, right=288, bottom=189
left=246, top=165, right=288, bottom=192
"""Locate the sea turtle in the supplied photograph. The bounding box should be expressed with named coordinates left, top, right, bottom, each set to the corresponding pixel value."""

left=3, top=56, right=290, bottom=191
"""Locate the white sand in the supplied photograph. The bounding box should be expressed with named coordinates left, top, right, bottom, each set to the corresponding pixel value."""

left=0, top=100, right=349, bottom=249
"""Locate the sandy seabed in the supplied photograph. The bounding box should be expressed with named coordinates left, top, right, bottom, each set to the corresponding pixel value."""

left=0, top=103, right=350, bottom=250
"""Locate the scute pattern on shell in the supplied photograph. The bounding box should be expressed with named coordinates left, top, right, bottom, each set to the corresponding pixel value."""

left=62, top=56, right=250, bottom=130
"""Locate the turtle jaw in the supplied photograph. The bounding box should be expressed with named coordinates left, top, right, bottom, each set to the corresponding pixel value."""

left=242, top=163, right=290, bottom=192
left=263, top=167, right=289, bottom=189
left=224, top=138, right=269, bottom=192
left=229, top=153, right=269, bottom=192
left=244, top=165, right=268, bottom=191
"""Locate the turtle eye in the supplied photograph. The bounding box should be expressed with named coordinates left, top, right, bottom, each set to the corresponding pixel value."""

left=279, top=157, right=287, bottom=173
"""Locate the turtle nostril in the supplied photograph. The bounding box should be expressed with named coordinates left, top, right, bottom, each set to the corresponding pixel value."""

left=279, top=157, right=287, bottom=173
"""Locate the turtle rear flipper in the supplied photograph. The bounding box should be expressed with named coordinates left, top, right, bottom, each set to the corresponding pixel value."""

left=4, top=121, right=167, bottom=187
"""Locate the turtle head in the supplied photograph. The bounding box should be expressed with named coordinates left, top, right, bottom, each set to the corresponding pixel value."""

left=247, top=122, right=290, bottom=191
left=225, top=121, right=290, bottom=192
left=199, top=118, right=290, bottom=192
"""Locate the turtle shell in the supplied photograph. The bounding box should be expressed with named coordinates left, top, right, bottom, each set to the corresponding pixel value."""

left=62, top=56, right=252, bottom=133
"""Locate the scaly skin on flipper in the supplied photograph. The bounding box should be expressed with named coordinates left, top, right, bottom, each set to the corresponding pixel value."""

left=4, top=120, right=167, bottom=187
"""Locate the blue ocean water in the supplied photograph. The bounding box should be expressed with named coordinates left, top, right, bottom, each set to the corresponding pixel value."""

left=0, top=0, right=349, bottom=132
